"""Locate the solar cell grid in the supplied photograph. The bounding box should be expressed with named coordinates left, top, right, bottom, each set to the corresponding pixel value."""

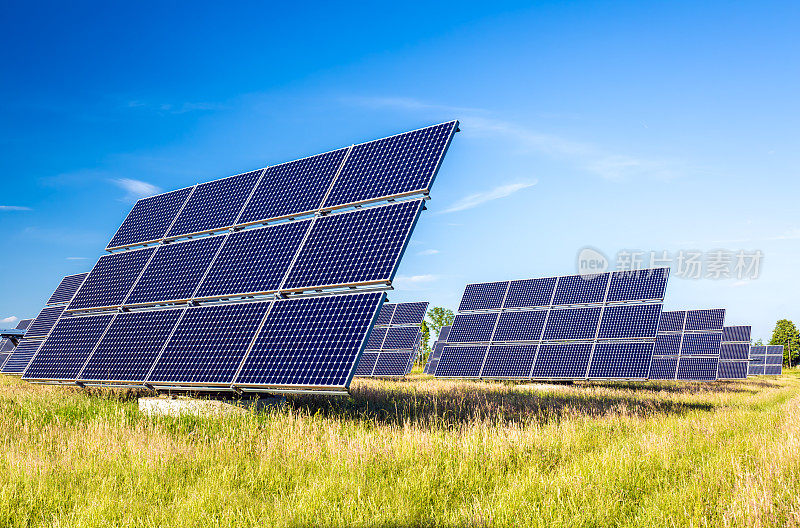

left=685, top=309, right=726, bottom=332
left=551, top=274, right=609, bottom=306
left=680, top=332, right=723, bottom=356
left=390, top=302, right=428, bottom=325
left=437, top=325, right=452, bottom=342
left=166, top=169, right=264, bottom=238
left=195, top=220, right=311, bottom=299
left=676, top=357, right=719, bottom=381
left=766, top=345, right=784, bottom=356
left=653, top=333, right=681, bottom=356
left=1, top=339, right=44, bottom=375
left=648, top=356, right=678, bottom=380
left=722, top=325, right=751, bottom=342
left=765, top=355, right=783, bottom=365
left=382, top=326, right=419, bottom=350
left=492, top=310, right=547, bottom=342
left=541, top=306, right=601, bottom=341
left=106, top=186, right=193, bottom=250
left=720, top=343, right=749, bottom=360
left=283, top=199, right=423, bottom=290
left=375, top=303, right=396, bottom=326
left=597, top=304, right=662, bottom=339
left=457, top=282, right=508, bottom=312
left=355, top=352, right=378, bottom=376
left=235, top=292, right=383, bottom=388
left=588, top=342, right=654, bottom=379
left=657, top=311, right=686, bottom=333
left=765, top=365, right=783, bottom=375
left=125, top=236, right=223, bottom=305
left=481, top=345, right=537, bottom=378
left=605, top=268, right=669, bottom=303
left=435, top=345, right=487, bottom=378
left=718, top=361, right=748, bottom=380
left=25, top=306, right=65, bottom=338
left=238, top=149, right=348, bottom=225
left=47, top=273, right=88, bottom=305
left=531, top=343, right=592, bottom=379
left=373, top=351, right=413, bottom=377
left=69, top=247, right=156, bottom=310
left=448, top=312, right=499, bottom=343
left=365, top=326, right=387, bottom=350
left=15, top=319, right=33, bottom=330
left=323, top=121, right=457, bottom=209
left=502, top=277, right=556, bottom=309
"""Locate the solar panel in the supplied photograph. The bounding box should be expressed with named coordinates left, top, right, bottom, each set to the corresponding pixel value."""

left=78, top=308, right=184, bottom=384
left=391, top=302, right=428, bottom=325
left=382, top=326, right=419, bottom=349
left=438, top=325, right=452, bottom=342
left=166, top=169, right=264, bottom=238
left=680, top=333, right=723, bottom=355
left=322, top=121, right=458, bottom=209
left=282, top=199, right=423, bottom=291
left=25, top=306, right=66, bottom=338
left=503, top=277, right=556, bottom=309
left=375, top=303, right=396, bottom=326
left=423, top=325, right=451, bottom=375
left=588, top=342, right=654, bottom=379
left=605, top=268, right=669, bottom=303
left=47, top=273, right=88, bottom=305
left=195, top=220, right=310, bottom=300
left=125, top=236, right=223, bottom=306
left=457, top=281, right=508, bottom=312
left=436, top=345, right=488, bottom=378
left=718, top=361, right=748, bottom=380
left=531, top=343, right=593, bottom=379
left=597, top=304, right=662, bottom=339
left=2, top=339, right=44, bottom=375
left=750, top=345, right=784, bottom=376
left=147, top=301, right=271, bottom=386
left=649, top=309, right=725, bottom=381
left=492, top=310, right=547, bottom=342
left=106, top=186, right=193, bottom=250
left=648, top=356, right=679, bottom=380
left=238, top=149, right=348, bottom=225
left=23, top=314, right=115, bottom=381
left=373, top=352, right=412, bottom=377
left=234, top=292, right=383, bottom=389
left=653, top=334, right=681, bottom=356
left=765, top=354, right=783, bottom=365
left=481, top=344, right=538, bottom=378
left=449, top=312, right=499, bottom=343
left=0, top=338, right=14, bottom=369
left=657, top=311, right=685, bottom=333
left=69, top=247, right=156, bottom=310
left=720, top=343, right=749, bottom=360
left=676, top=357, right=719, bottom=381
left=765, top=365, right=783, bottom=375
left=15, top=319, right=33, bottom=331
left=722, top=325, right=751, bottom=342
left=365, top=326, right=387, bottom=350
left=355, top=352, right=378, bottom=376
left=541, top=307, right=601, bottom=341
left=684, top=309, right=725, bottom=332
left=356, top=301, right=428, bottom=377
left=551, top=274, right=609, bottom=306
left=717, top=325, right=751, bottom=380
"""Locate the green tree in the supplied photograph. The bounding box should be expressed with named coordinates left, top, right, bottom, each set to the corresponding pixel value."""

left=753, top=338, right=764, bottom=346
left=769, top=319, right=800, bottom=365
left=420, top=320, right=431, bottom=352
left=427, top=307, right=455, bottom=340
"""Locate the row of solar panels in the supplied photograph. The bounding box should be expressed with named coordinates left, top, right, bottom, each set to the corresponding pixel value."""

left=355, top=302, right=427, bottom=378
left=749, top=345, right=784, bottom=376
left=107, top=122, right=458, bottom=250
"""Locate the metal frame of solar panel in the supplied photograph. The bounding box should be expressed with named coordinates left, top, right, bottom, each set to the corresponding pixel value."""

left=436, top=268, right=668, bottom=381
left=716, top=325, right=752, bottom=380
left=748, top=344, right=783, bottom=376
left=23, top=122, right=458, bottom=395
left=647, top=309, right=725, bottom=382
left=355, top=301, right=428, bottom=378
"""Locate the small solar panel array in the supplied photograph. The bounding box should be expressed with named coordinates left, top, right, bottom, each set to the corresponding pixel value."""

left=355, top=301, right=428, bottom=378
left=717, top=325, right=752, bottom=380
left=749, top=345, right=783, bottom=376
left=434, top=268, right=669, bottom=380
left=648, top=309, right=725, bottom=381
left=424, top=325, right=451, bottom=375
left=20, top=122, right=458, bottom=395
left=0, top=318, right=34, bottom=370
left=1, top=273, right=87, bottom=375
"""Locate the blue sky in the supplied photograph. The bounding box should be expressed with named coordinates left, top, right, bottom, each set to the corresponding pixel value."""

left=1, top=1, right=798, bottom=340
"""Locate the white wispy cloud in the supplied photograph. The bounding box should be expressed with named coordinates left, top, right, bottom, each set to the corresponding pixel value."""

left=393, top=274, right=440, bottom=290
left=417, top=249, right=440, bottom=256
left=66, top=256, right=87, bottom=260
left=1, top=316, right=18, bottom=324
left=111, top=178, right=161, bottom=202
left=442, top=181, right=536, bottom=213
left=0, top=205, right=31, bottom=211
left=339, top=96, right=483, bottom=115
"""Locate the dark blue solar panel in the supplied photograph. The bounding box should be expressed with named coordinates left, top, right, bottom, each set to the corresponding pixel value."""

left=125, top=237, right=223, bottom=305
left=721, top=325, right=751, bottom=342
left=382, top=326, right=419, bottom=349
left=457, top=282, right=508, bottom=312
left=0, top=339, right=15, bottom=354
left=482, top=345, right=537, bottom=378
left=749, top=362, right=765, bottom=376
left=391, top=302, right=429, bottom=325
left=765, top=355, right=783, bottom=365
left=372, top=351, right=413, bottom=377
left=79, top=309, right=184, bottom=383
left=766, top=345, right=783, bottom=356
left=676, top=357, right=718, bottom=381
left=448, top=313, right=499, bottom=343
left=551, top=274, right=609, bottom=306
left=166, top=169, right=263, bottom=238
left=427, top=359, right=440, bottom=375
left=503, top=277, right=556, bottom=309
left=435, top=345, right=487, bottom=378
left=238, top=149, right=348, bottom=225
left=106, top=187, right=193, bottom=249
left=148, top=302, right=270, bottom=385
left=69, top=247, right=156, bottom=310
left=355, top=352, right=378, bottom=376
left=323, top=121, right=458, bottom=209
left=657, top=311, right=685, bottom=333
left=750, top=346, right=766, bottom=356
left=648, top=356, right=678, bottom=380
left=541, top=307, right=601, bottom=341
left=605, top=268, right=669, bottom=302
left=750, top=353, right=766, bottom=364
left=654, top=334, right=681, bottom=356
left=684, top=309, right=726, bottom=332
left=235, top=293, right=383, bottom=388
left=25, top=306, right=65, bottom=338
left=47, top=273, right=88, bottom=305
left=196, top=220, right=310, bottom=299
left=717, top=361, right=748, bottom=379
left=492, top=310, right=547, bottom=342
left=597, top=304, right=662, bottom=339
left=680, top=333, right=722, bottom=356
left=765, top=365, right=782, bottom=375
left=23, top=315, right=114, bottom=380
left=365, top=327, right=387, bottom=350
left=283, top=200, right=423, bottom=290
left=15, top=319, right=33, bottom=330
left=1, top=339, right=43, bottom=375
left=438, top=325, right=451, bottom=342
left=375, top=303, right=396, bottom=326
left=720, top=343, right=749, bottom=360
left=588, top=342, right=654, bottom=379
left=531, top=343, right=592, bottom=378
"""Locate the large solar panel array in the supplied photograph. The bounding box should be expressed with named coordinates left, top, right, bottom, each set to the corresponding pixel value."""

left=749, top=345, right=783, bottom=376
left=648, top=309, right=725, bottom=381
left=435, top=268, right=669, bottom=380
left=424, top=325, right=451, bottom=375
left=717, top=325, right=752, bottom=379
left=355, top=301, right=428, bottom=378
left=22, top=122, right=458, bottom=394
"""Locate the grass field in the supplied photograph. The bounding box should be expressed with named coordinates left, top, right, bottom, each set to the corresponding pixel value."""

left=1, top=371, right=799, bottom=527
